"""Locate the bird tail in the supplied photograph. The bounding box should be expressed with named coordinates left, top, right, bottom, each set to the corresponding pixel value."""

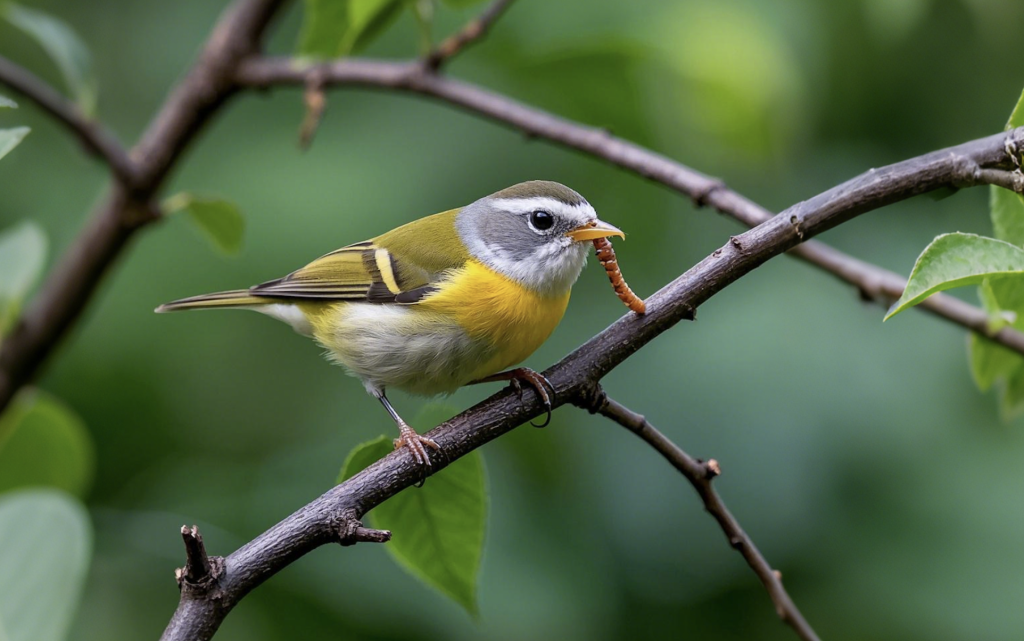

left=155, top=289, right=267, bottom=313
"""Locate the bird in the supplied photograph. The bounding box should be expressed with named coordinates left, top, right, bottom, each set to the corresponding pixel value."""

left=156, top=180, right=624, bottom=467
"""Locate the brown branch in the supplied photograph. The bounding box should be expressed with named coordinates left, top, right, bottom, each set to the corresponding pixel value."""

left=235, top=57, right=1024, bottom=355
left=0, top=0, right=287, bottom=415
left=0, top=54, right=136, bottom=184
left=424, top=0, right=516, bottom=70
left=160, top=125, right=1024, bottom=640
left=578, top=388, right=820, bottom=641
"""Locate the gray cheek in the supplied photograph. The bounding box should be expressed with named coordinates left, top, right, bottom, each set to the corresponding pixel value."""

left=478, top=211, right=548, bottom=261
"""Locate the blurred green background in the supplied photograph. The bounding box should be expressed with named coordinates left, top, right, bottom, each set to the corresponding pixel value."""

left=3, top=0, right=1024, bottom=639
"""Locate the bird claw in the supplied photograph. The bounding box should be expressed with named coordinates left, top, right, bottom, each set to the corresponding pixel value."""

left=394, top=423, right=439, bottom=468
left=507, top=368, right=555, bottom=428
left=470, top=367, right=556, bottom=427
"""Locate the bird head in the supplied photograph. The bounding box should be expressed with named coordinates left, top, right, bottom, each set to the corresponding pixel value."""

left=456, top=181, right=624, bottom=296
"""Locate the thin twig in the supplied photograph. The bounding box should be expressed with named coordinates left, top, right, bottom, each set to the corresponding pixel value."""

left=976, top=168, right=1024, bottom=194
left=424, top=0, right=516, bottom=70
left=160, top=124, right=1024, bottom=641
left=337, top=512, right=392, bottom=546
left=579, top=388, right=820, bottom=641
left=235, top=57, right=1024, bottom=355
left=0, top=54, right=136, bottom=184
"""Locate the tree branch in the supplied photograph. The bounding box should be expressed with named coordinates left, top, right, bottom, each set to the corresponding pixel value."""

left=424, top=0, right=517, bottom=70
left=0, top=54, right=136, bottom=184
left=577, top=388, right=820, bottom=641
left=160, top=125, right=1024, bottom=640
left=235, top=57, right=1024, bottom=354
left=0, top=0, right=287, bottom=414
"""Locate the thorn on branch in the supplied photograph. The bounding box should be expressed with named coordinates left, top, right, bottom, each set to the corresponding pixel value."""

left=705, top=458, right=721, bottom=478
left=337, top=512, right=391, bottom=547
left=176, top=525, right=224, bottom=591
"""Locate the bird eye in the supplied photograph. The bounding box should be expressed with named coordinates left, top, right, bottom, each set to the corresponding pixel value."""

left=529, top=210, right=554, bottom=231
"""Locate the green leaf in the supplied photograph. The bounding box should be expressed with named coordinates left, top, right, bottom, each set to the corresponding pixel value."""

left=990, top=186, right=1024, bottom=248
left=977, top=277, right=1017, bottom=331
left=0, top=127, right=30, bottom=162
left=968, top=278, right=1024, bottom=402
left=966, top=87, right=1024, bottom=409
left=298, top=0, right=351, bottom=57
left=340, top=434, right=393, bottom=483
left=0, top=391, right=94, bottom=498
left=297, top=0, right=405, bottom=57
left=2, top=3, right=97, bottom=115
left=164, top=193, right=245, bottom=255
left=339, top=404, right=487, bottom=614
left=0, top=96, right=16, bottom=109
left=969, top=334, right=1022, bottom=393
left=885, top=233, right=1024, bottom=320
left=1006, top=86, right=1024, bottom=131
left=409, top=0, right=433, bottom=54
left=0, top=489, right=91, bottom=641
left=0, top=221, right=47, bottom=335
left=346, top=0, right=404, bottom=55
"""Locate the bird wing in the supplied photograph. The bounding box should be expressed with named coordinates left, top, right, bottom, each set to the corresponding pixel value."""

left=250, top=240, right=440, bottom=304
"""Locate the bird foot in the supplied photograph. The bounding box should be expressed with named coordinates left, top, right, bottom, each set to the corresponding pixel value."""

left=476, top=367, right=555, bottom=428
left=394, top=422, right=440, bottom=467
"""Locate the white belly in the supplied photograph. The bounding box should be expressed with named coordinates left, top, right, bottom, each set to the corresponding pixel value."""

left=318, top=303, right=495, bottom=397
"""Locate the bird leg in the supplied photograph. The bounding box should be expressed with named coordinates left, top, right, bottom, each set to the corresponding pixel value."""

left=378, top=393, right=439, bottom=467
left=469, top=367, right=555, bottom=427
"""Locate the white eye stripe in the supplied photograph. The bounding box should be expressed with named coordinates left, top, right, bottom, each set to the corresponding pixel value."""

left=488, top=197, right=596, bottom=226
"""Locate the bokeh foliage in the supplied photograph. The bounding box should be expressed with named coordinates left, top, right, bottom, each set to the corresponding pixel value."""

left=2, top=0, right=1024, bottom=640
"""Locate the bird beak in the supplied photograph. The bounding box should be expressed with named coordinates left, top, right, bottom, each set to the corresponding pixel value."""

left=565, top=220, right=625, bottom=242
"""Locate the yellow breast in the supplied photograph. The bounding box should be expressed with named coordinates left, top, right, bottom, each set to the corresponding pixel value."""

left=418, top=259, right=570, bottom=380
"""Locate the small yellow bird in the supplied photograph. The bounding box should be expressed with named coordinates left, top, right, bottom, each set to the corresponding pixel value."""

left=157, top=181, right=624, bottom=466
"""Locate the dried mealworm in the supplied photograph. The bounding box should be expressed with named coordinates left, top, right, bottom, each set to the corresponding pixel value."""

left=593, top=236, right=646, bottom=314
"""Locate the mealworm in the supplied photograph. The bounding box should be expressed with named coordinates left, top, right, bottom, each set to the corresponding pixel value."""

left=593, top=236, right=646, bottom=315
